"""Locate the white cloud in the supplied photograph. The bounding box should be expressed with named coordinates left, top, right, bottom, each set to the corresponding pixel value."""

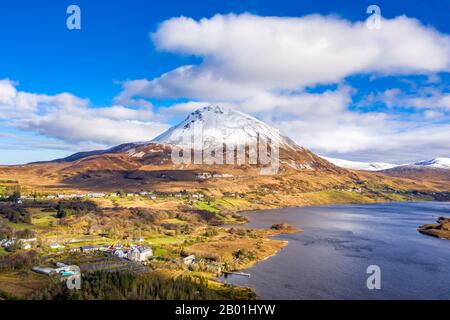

left=0, top=80, right=169, bottom=148
left=406, top=93, right=450, bottom=110
left=279, top=114, right=450, bottom=163
left=0, top=79, right=90, bottom=119
left=145, top=13, right=450, bottom=96
left=0, top=79, right=18, bottom=104
left=364, top=87, right=450, bottom=110
left=424, top=110, right=445, bottom=120
left=16, top=107, right=169, bottom=146
left=119, top=14, right=450, bottom=103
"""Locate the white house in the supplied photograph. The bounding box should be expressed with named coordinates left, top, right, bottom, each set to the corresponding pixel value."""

left=114, top=249, right=127, bottom=259
left=50, top=244, right=66, bottom=250
left=17, top=238, right=37, bottom=249
left=1, top=239, right=14, bottom=249
left=88, top=193, right=106, bottom=198
left=196, top=172, right=212, bottom=180
left=183, top=255, right=196, bottom=265
left=212, top=173, right=234, bottom=178
left=128, top=246, right=153, bottom=262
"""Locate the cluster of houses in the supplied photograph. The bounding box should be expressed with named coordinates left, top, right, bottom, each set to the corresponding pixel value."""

left=18, top=191, right=206, bottom=201
left=69, top=244, right=154, bottom=263
left=334, top=187, right=363, bottom=193
left=20, top=192, right=157, bottom=201
left=0, top=237, right=37, bottom=250
left=196, top=172, right=234, bottom=180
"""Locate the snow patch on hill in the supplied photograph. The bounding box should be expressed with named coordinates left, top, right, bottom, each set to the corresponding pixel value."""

left=321, top=156, right=450, bottom=171
left=321, top=156, right=398, bottom=171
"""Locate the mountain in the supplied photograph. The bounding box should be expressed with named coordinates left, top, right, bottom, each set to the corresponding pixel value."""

left=0, top=105, right=350, bottom=193
left=411, top=158, right=450, bottom=169
left=320, top=156, right=398, bottom=171
left=50, top=105, right=340, bottom=172
left=52, top=105, right=303, bottom=164
left=379, top=157, right=450, bottom=183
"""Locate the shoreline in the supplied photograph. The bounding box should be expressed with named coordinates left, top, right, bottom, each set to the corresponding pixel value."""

left=237, top=199, right=450, bottom=216
left=216, top=224, right=302, bottom=297
left=217, top=200, right=450, bottom=298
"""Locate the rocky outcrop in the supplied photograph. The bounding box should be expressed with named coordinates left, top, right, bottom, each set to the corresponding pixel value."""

left=418, top=217, right=450, bottom=240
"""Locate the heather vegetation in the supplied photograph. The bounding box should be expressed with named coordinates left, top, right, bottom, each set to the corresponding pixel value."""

left=0, top=204, right=31, bottom=224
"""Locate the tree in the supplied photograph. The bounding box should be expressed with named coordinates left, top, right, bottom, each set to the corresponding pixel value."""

left=56, top=208, right=72, bottom=218
left=6, top=185, right=21, bottom=202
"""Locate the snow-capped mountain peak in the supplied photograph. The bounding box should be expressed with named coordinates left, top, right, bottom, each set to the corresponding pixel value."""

left=152, top=105, right=299, bottom=150
left=411, top=158, right=450, bottom=169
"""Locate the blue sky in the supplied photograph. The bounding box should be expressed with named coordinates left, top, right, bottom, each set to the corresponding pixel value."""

left=1, top=0, right=450, bottom=164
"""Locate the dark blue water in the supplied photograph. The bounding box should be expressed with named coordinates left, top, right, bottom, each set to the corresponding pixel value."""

left=221, top=202, right=450, bottom=300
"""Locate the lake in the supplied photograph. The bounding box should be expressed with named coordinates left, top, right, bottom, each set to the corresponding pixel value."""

left=221, top=202, right=450, bottom=299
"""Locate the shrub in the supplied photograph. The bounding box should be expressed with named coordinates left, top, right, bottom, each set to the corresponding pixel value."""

left=0, top=250, right=39, bottom=270
left=56, top=200, right=100, bottom=218
left=232, top=249, right=256, bottom=261
left=0, top=204, right=30, bottom=224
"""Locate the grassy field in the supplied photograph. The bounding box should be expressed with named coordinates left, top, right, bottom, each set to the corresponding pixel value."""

left=147, top=233, right=189, bottom=245
left=198, top=197, right=253, bottom=212
left=185, top=236, right=288, bottom=269
left=194, top=201, right=220, bottom=213
left=298, top=190, right=376, bottom=205
left=30, top=208, right=58, bottom=227
left=161, top=218, right=186, bottom=225
left=152, top=247, right=168, bottom=257
left=0, top=247, right=8, bottom=256
left=0, top=271, right=50, bottom=299
left=6, top=221, right=31, bottom=231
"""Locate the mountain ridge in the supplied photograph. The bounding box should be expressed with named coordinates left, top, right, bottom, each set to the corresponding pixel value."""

left=322, top=156, right=450, bottom=171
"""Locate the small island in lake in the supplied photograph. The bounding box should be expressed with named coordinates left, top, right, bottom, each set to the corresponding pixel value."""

left=418, top=217, right=450, bottom=240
